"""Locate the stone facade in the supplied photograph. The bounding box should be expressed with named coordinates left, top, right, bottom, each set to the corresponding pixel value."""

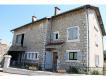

left=9, top=5, right=105, bottom=74
left=49, top=9, right=88, bottom=72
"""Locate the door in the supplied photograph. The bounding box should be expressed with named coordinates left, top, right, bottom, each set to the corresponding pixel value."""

left=44, top=51, right=52, bottom=70
left=53, top=52, right=58, bottom=71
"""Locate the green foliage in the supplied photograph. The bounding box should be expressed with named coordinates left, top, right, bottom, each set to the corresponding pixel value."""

left=66, top=66, right=79, bottom=74
left=91, top=70, right=100, bottom=75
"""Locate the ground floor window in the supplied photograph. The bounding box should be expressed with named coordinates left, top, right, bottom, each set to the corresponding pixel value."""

left=69, top=52, right=77, bottom=60
left=25, top=52, right=39, bottom=60
left=65, top=50, right=79, bottom=61
left=95, top=55, right=99, bottom=67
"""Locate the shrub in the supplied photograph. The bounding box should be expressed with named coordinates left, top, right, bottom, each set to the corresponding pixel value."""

left=66, top=66, right=79, bottom=74
left=91, top=70, right=100, bottom=75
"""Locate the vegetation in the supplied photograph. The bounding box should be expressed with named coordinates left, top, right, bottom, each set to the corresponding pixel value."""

left=91, top=70, right=100, bottom=75
left=66, top=66, right=79, bottom=74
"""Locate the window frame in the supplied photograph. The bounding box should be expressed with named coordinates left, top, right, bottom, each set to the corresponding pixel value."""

left=66, top=50, right=80, bottom=62
left=53, top=31, right=59, bottom=40
left=67, top=26, right=79, bottom=42
left=69, top=52, right=77, bottom=60
left=16, top=34, right=22, bottom=44
left=15, top=33, right=24, bottom=46
left=25, top=52, right=39, bottom=60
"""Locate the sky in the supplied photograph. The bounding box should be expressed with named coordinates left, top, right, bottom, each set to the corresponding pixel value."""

left=0, top=4, right=106, bottom=49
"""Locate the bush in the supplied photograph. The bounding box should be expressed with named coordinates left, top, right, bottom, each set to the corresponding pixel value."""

left=91, top=70, right=100, bottom=75
left=66, top=66, right=79, bottom=74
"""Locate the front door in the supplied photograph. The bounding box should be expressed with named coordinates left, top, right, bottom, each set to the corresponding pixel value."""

left=53, top=52, right=58, bottom=71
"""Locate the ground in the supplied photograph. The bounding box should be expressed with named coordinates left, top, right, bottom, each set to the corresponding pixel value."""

left=0, top=67, right=86, bottom=76
left=0, top=71, right=86, bottom=76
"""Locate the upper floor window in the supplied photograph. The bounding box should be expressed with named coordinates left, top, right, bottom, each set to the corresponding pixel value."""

left=94, top=26, right=98, bottom=32
left=67, top=26, right=79, bottom=42
left=53, top=31, right=59, bottom=40
left=16, top=34, right=24, bottom=46
left=95, top=35, right=98, bottom=47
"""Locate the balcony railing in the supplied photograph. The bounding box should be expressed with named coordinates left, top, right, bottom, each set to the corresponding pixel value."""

left=46, top=40, right=65, bottom=45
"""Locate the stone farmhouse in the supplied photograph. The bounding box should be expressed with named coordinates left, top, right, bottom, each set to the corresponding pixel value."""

left=8, top=5, right=106, bottom=74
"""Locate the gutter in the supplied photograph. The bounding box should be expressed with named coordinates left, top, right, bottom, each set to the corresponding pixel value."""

left=86, top=7, right=90, bottom=74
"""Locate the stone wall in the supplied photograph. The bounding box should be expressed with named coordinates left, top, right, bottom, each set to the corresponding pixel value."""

left=12, top=19, right=49, bottom=68
left=50, top=9, right=88, bottom=71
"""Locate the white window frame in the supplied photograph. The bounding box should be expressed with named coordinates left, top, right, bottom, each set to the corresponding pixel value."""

left=66, top=50, right=80, bottom=62
left=25, top=52, right=39, bottom=60
left=53, top=31, right=60, bottom=40
left=67, top=26, right=80, bottom=42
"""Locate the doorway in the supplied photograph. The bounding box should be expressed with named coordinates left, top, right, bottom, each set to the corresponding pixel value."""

left=53, top=52, right=58, bottom=71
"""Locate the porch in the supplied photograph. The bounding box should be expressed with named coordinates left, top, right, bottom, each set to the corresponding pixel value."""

left=8, top=46, right=40, bottom=70
left=44, top=40, right=65, bottom=72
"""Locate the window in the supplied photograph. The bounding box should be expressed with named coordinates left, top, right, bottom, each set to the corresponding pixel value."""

left=67, top=26, right=79, bottom=42
left=95, top=35, right=98, bottom=47
left=16, top=34, right=24, bottom=46
left=69, top=52, right=77, bottom=60
left=16, top=34, right=22, bottom=44
left=94, top=26, right=98, bottom=32
left=26, top=52, right=39, bottom=60
left=53, top=31, right=59, bottom=40
left=95, top=55, right=99, bottom=67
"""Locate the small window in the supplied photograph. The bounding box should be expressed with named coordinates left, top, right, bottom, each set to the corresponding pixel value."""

left=53, top=31, right=59, bottom=40
left=56, top=33, right=58, bottom=39
left=95, top=55, right=99, bottom=67
left=95, top=35, right=98, bottom=47
left=69, top=52, right=77, bottom=60
left=67, top=26, right=79, bottom=41
left=94, top=26, right=98, bottom=32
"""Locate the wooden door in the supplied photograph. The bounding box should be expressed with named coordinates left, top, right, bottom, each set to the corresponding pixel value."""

left=53, top=52, right=58, bottom=71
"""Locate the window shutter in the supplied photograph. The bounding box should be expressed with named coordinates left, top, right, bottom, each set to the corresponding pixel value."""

left=77, top=52, right=81, bottom=61
left=64, top=52, right=69, bottom=61
left=51, top=33, right=54, bottom=40
left=37, top=53, right=39, bottom=59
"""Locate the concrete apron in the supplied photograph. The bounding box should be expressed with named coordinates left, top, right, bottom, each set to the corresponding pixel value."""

left=3, top=67, right=60, bottom=75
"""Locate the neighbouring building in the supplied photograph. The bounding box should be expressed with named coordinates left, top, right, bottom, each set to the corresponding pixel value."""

left=8, top=5, right=106, bottom=74
left=0, top=39, right=9, bottom=66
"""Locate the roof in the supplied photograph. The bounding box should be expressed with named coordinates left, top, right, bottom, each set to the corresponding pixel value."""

left=11, top=17, right=49, bottom=31
left=11, top=5, right=106, bottom=36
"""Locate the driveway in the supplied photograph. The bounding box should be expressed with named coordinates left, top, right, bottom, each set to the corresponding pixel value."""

left=0, top=67, right=86, bottom=76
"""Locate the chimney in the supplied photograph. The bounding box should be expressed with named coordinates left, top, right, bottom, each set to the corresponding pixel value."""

left=54, top=7, right=61, bottom=15
left=32, top=16, right=37, bottom=22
